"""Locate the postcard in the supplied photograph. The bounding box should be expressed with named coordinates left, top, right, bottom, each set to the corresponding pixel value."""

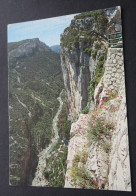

left=8, top=6, right=131, bottom=191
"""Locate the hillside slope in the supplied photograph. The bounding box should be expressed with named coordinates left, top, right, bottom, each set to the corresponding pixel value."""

left=9, top=38, right=64, bottom=185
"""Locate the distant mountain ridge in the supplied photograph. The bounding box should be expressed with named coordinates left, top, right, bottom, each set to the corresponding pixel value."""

left=50, top=45, right=60, bottom=54
left=8, top=38, right=52, bottom=66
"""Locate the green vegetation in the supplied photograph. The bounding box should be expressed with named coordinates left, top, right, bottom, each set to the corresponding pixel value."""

left=92, top=49, right=98, bottom=60
left=83, top=47, right=92, bottom=56
left=58, top=91, right=71, bottom=141
left=105, top=90, right=118, bottom=101
left=88, top=49, right=107, bottom=100
left=43, top=140, right=68, bottom=187
left=103, top=141, right=111, bottom=153
left=89, top=109, right=115, bottom=141
left=94, top=42, right=101, bottom=50
left=74, top=10, right=108, bottom=36
left=8, top=39, right=32, bottom=52
left=81, top=106, right=89, bottom=114
left=9, top=41, right=64, bottom=185
left=61, top=10, right=108, bottom=51
left=91, top=42, right=102, bottom=60
left=69, top=151, right=98, bottom=189
left=74, top=10, right=104, bottom=19
left=61, top=28, right=79, bottom=50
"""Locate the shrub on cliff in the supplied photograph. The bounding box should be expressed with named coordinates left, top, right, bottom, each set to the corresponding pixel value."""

left=83, top=47, right=92, bottom=56
left=95, top=42, right=101, bottom=50
left=61, top=27, right=79, bottom=50
left=88, top=50, right=107, bottom=100
left=81, top=106, right=89, bottom=114
left=92, top=49, right=98, bottom=60
left=74, top=10, right=108, bottom=36
left=61, top=10, right=108, bottom=51
left=69, top=151, right=98, bottom=189
left=89, top=104, right=115, bottom=141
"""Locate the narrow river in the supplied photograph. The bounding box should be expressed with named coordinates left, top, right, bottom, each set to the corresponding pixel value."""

left=32, top=89, right=64, bottom=186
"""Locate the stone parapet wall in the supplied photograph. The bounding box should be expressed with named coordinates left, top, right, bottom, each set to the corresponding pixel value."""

left=104, top=48, right=124, bottom=93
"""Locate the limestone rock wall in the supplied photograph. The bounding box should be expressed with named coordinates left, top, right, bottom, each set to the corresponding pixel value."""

left=64, top=114, right=89, bottom=188
left=108, top=87, right=131, bottom=191
left=93, top=48, right=131, bottom=191
left=104, top=48, right=124, bottom=92
left=60, top=44, right=106, bottom=122
left=60, top=11, right=108, bottom=122
left=65, top=47, right=131, bottom=191
left=61, top=50, right=91, bottom=121
left=94, top=48, right=124, bottom=103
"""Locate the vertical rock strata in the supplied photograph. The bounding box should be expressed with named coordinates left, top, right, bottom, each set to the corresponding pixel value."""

left=61, top=50, right=91, bottom=121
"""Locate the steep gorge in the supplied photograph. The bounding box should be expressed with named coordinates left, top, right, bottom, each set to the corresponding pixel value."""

left=9, top=38, right=64, bottom=185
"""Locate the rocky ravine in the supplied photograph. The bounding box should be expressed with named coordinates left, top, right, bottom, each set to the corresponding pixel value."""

left=32, top=90, right=64, bottom=186
left=64, top=48, right=131, bottom=191
left=9, top=37, right=63, bottom=185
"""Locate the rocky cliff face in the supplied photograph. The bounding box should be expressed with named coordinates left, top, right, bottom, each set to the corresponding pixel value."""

left=61, top=7, right=131, bottom=191
left=60, top=7, right=122, bottom=122
left=64, top=47, right=131, bottom=191
left=60, top=50, right=91, bottom=121
left=60, top=11, right=108, bottom=121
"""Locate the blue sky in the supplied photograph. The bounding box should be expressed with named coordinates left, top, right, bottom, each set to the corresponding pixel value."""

left=8, top=13, right=78, bottom=46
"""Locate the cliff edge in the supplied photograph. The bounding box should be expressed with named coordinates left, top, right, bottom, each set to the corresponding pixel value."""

left=61, top=7, right=131, bottom=191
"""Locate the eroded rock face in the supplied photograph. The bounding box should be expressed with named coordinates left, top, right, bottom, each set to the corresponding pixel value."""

left=94, top=48, right=131, bottom=191
left=108, top=6, right=122, bottom=34
left=73, top=17, right=96, bottom=31
left=65, top=47, right=131, bottom=191
left=108, top=92, right=131, bottom=191
left=64, top=114, right=90, bottom=188
left=61, top=50, right=91, bottom=121
left=62, top=7, right=131, bottom=191
left=61, top=41, right=105, bottom=121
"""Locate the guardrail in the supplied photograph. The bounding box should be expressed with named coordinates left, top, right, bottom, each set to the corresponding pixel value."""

left=108, top=31, right=123, bottom=48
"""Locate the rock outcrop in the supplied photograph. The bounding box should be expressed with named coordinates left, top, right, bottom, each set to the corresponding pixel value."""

left=60, top=11, right=108, bottom=121
left=65, top=114, right=90, bottom=187
left=60, top=50, right=91, bottom=121
left=64, top=47, right=131, bottom=191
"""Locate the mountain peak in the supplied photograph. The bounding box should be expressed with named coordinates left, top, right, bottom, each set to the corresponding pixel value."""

left=8, top=38, right=51, bottom=66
